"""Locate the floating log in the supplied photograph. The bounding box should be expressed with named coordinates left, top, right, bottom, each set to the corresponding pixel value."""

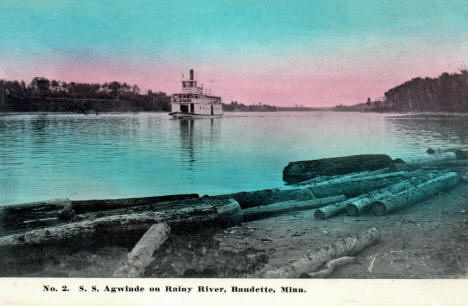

left=371, top=172, right=460, bottom=216
left=345, top=171, right=440, bottom=216
left=282, top=154, right=393, bottom=184
left=113, top=223, right=170, bottom=278
left=309, top=171, right=410, bottom=198
left=314, top=195, right=366, bottom=220
left=262, top=228, right=380, bottom=278
left=242, top=195, right=346, bottom=221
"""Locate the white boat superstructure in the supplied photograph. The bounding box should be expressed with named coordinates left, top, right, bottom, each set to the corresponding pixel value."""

left=169, top=69, right=223, bottom=118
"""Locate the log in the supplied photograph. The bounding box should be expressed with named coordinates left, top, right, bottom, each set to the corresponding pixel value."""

left=371, top=172, right=460, bottom=216
left=113, top=223, right=170, bottom=278
left=0, top=198, right=71, bottom=232
left=282, top=154, right=393, bottom=184
left=0, top=194, right=199, bottom=233
left=242, top=195, right=346, bottom=221
left=295, top=171, right=371, bottom=186
left=345, top=171, right=440, bottom=216
left=426, top=148, right=468, bottom=160
left=216, top=198, right=243, bottom=226
left=71, top=193, right=199, bottom=214
left=404, top=152, right=457, bottom=165
left=309, top=171, right=410, bottom=198
left=0, top=198, right=241, bottom=251
left=221, top=187, right=316, bottom=209
left=314, top=195, right=366, bottom=220
left=419, top=159, right=468, bottom=169
left=262, top=228, right=380, bottom=278
left=306, top=256, right=355, bottom=278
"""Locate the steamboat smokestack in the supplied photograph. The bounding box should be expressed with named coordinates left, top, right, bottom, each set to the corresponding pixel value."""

left=190, top=69, right=194, bottom=81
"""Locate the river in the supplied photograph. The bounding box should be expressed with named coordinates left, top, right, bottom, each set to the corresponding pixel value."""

left=1, top=111, right=467, bottom=205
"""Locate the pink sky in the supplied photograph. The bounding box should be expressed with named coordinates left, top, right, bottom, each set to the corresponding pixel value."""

left=1, top=40, right=466, bottom=107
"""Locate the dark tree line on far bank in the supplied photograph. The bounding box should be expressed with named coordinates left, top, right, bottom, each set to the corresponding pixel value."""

left=336, top=70, right=468, bottom=112
left=0, top=77, right=282, bottom=113
left=0, top=77, right=171, bottom=113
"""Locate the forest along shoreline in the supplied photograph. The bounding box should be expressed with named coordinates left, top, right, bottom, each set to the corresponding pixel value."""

left=0, top=150, right=467, bottom=278
left=3, top=70, right=468, bottom=113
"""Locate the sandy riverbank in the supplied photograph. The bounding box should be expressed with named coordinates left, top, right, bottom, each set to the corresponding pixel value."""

left=16, top=181, right=467, bottom=279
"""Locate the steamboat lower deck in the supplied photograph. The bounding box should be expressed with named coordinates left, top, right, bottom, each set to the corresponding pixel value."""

left=170, top=69, right=223, bottom=118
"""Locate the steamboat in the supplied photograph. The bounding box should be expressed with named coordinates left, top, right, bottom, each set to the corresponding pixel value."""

left=169, top=69, right=223, bottom=118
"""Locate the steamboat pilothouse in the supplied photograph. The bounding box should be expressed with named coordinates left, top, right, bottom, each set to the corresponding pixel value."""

left=169, top=69, right=223, bottom=118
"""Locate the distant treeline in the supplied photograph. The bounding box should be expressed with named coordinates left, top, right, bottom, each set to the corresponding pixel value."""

left=0, top=77, right=285, bottom=113
left=0, top=77, right=171, bottom=113
left=336, top=70, right=468, bottom=112
left=223, top=101, right=328, bottom=112
left=222, top=101, right=278, bottom=112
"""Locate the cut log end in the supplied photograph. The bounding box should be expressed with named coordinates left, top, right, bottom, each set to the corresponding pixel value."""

left=314, top=210, right=326, bottom=220
left=346, top=205, right=359, bottom=216
left=371, top=202, right=387, bottom=216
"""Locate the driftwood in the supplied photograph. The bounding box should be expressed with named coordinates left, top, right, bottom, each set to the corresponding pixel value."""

left=295, top=171, right=371, bottom=186
left=262, top=228, right=380, bottom=278
left=0, top=198, right=72, bottom=230
left=306, top=256, right=355, bottom=278
left=222, top=187, right=316, bottom=209
left=242, top=195, right=346, bottom=221
left=404, top=152, right=457, bottom=165
left=309, top=171, right=410, bottom=198
left=0, top=198, right=241, bottom=251
left=371, top=172, right=460, bottom=216
left=113, top=223, right=170, bottom=278
left=282, top=154, right=393, bottom=184
left=314, top=195, right=366, bottom=220
left=419, top=159, right=468, bottom=169
left=0, top=193, right=199, bottom=232
left=345, top=170, right=440, bottom=216
left=427, top=148, right=468, bottom=160
left=70, top=194, right=199, bottom=214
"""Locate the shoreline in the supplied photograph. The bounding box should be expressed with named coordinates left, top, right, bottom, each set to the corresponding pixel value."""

left=3, top=109, right=468, bottom=116
left=1, top=153, right=467, bottom=278
left=4, top=181, right=467, bottom=278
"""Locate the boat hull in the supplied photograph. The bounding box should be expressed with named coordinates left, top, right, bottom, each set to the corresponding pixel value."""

left=169, top=112, right=223, bottom=119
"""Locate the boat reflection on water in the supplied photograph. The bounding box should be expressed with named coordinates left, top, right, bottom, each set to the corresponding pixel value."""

left=176, top=118, right=221, bottom=172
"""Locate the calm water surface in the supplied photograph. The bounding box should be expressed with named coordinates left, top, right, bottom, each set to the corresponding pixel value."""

left=1, top=112, right=467, bottom=205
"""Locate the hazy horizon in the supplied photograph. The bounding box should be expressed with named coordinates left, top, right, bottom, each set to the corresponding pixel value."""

left=1, top=0, right=468, bottom=107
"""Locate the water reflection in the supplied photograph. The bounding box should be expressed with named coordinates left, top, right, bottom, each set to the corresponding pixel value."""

left=177, top=118, right=220, bottom=171
left=0, top=112, right=467, bottom=205
left=386, top=116, right=468, bottom=152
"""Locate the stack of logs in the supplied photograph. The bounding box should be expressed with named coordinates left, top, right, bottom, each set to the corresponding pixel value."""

left=0, top=150, right=466, bottom=275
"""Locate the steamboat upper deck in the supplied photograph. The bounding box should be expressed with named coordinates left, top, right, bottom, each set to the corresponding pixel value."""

left=170, top=69, right=223, bottom=118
